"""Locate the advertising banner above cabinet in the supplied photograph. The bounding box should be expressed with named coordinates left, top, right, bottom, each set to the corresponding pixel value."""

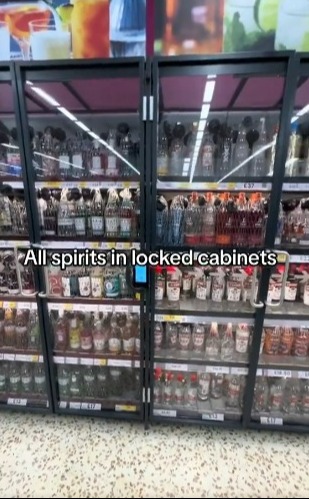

left=0, top=0, right=146, bottom=61
left=154, top=0, right=309, bottom=56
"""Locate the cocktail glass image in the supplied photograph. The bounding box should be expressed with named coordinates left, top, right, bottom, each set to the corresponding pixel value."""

left=71, top=0, right=110, bottom=59
left=0, top=21, right=11, bottom=61
left=30, top=21, right=71, bottom=60
left=4, top=3, right=52, bottom=60
left=275, top=0, right=309, bottom=51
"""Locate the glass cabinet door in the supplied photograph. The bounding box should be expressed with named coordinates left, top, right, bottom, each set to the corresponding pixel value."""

left=16, top=60, right=145, bottom=419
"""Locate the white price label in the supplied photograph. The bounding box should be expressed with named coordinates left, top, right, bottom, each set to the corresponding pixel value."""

left=114, top=305, right=129, bottom=313
left=65, top=357, right=79, bottom=365
left=154, top=315, right=164, bottom=322
left=267, top=370, right=292, bottom=378
left=107, top=359, right=132, bottom=368
left=81, top=403, right=101, bottom=411
left=54, top=356, right=65, bottom=365
left=69, top=402, right=81, bottom=410
left=206, top=366, right=230, bottom=374
left=99, top=305, right=113, bottom=313
left=231, top=367, right=249, bottom=376
left=132, top=306, right=140, bottom=314
left=153, top=409, right=177, bottom=418
left=168, top=364, right=188, bottom=372
left=202, top=413, right=224, bottom=422
left=256, top=369, right=263, bottom=376
left=134, top=360, right=141, bottom=368
left=80, top=357, right=94, bottom=366
left=260, top=417, right=283, bottom=426
left=48, top=303, right=64, bottom=312
left=39, top=356, right=44, bottom=363
left=15, top=354, right=29, bottom=362
left=0, top=354, right=3, bottom=360
left=59, top=401, right=67, bottom=409
left=283, top=183, right=309, bottom=192
left=7, top=398, right=27, bottom=406
left=298, top=371, right=309, bottom=379
left=17, top=302, right=30, bottom=310
left=3, top=354, right=15, bottom=361
left=243, top=182, right=255, bottom=190
left=294, top=255, right=309, bottom=263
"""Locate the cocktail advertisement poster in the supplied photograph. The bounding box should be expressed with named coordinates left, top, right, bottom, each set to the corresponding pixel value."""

left=0, top=0, right=146, bottom=61
left=154, top=0, right=309, bottom=56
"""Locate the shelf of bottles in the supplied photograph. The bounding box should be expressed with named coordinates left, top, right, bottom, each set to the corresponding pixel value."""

left=49, top=302, right=140, bottom=414
left=265, top=255, right=309, bottom=316
left=0, top=301, right=48, bottom=409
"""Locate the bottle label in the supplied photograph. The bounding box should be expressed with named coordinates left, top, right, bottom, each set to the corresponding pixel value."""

left=21, top=376, right=31, bottom=384
left=206, top=345, right=219, bottom=357
left=62, top=277, right=71, bottom=297
left=284, top=282, right=297, bottom=301
left=84, top=375, right=95, bottom=383
left=271, top=393, right=283, bottom=410
left=187, top=387, right=197, bottom=405
left=70, top=332, right=80, bottom=350
left=294, top=338, right=308, bottom=357
left=196, top=283, right=207, bottom=300
left=175, top=387, right=184, bottom=403
left=227, top=281, right=241, bottom=302
left=166, top=281, right=180, bottom=302
left=58, top=378, right=69, bottom=387
left=123, top=337, right=135, bottom=353
left=56, top=330, right=66, bottom=344
left=304, top=285, right=309, bottom=306
left=179, top=331, right=191, bottom=350
left=34, top=375, right=45, bottom=384
left=212, top=282, right=224, bottom=302
left=81, top=336, right=92, bottom=350
left=93, top=337, right=105, bottom=351
left=91, top=216, right=104, bottom=235
left=91, top=277, right=103, bottom=298
left=109, top=338, right=121, bottom=353
left=104, top=276, right=120, bottom=297
left=120, top=218, right=131, bottom=236
left=198, top=377, right=210, bottom=398
left=193, top=332, right=205, bottom=350
left=107, top=156, right=117, bottom=169
left=135, top=337, right=140, bottom=353
left=163, top=385, right=172, bottom=403
left=235, top=331, right=250, bottom=354
left=167, top=330, right=178, bottom=348
left=59, top=155, right=70, bottom=170
left=154, top=330, right=163, bottom=348
left=202, top=145, right=213, bottom=171
left=182, top=273, right=192, bottom=292
left=73, top=154, right=83, bottom=169
left=92, top=157, right=101, bottom=171
left=155, top=281, right=164, bottom=301
left=105, top=217, right=119, bottom=234
left=75, top=217, right=86, bottom=235
left=78, top=276, right=91, bottom=297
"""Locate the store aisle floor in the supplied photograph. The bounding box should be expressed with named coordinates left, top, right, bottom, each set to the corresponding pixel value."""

left=0, top=412, right=308, bottom=498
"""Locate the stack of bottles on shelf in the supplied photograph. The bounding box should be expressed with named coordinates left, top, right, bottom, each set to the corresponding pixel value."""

left=0, top=189, right=28, bottom=236
left=261, top=326, right=309, bottom=358
left=32, top=125, right=139, bottom=179
left=157, top=192, right=267, bottom=247
left=0, top=362, right=46, bottom=395
left=154, top=368, right=246, bottom=410
left=47, top=262, right=135, bottom=299
left=52, top=311, right=140, bottom=355
left=277, top=199, right=309, bottom=247
left=0, top=128, right=22, bottom=177
left=0, top=308, right=40, bottom=350
left=155, top=265, right=258, bottom=306
left=38, top=187, right=140, bottom=239
left=154, top=321, right=252, bottom=359
left=285, top=123, right=309, bottom=177
left=253, top=377, right=309, bottom=416
left=158, top=118, right=274, bottom=177
left=267, top=263, right=309, bottom=307
left=57, top=365, right=140, bottom=401
left=0, top=251, right=35, bottom=296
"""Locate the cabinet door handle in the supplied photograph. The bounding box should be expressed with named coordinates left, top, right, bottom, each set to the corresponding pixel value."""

left=250, top=265, right=264, bottom=309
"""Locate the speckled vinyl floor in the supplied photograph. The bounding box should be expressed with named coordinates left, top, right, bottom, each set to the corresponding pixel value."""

left=0, top=412, right=308, bottom=498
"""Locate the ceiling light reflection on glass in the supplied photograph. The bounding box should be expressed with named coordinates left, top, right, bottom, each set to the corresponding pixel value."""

left=203, top=80, right=216, bottom=103
left=31, top=87, right=60, bottom=107
left=58, top=107, right=77, bottom=122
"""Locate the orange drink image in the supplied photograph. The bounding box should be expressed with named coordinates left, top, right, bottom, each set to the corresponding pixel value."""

left=71, top=0, right=110, bottom=58
left=5, top=5, right=51, bottom=40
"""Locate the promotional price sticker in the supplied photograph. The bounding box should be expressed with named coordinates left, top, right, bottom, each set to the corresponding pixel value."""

left=64, top=304, right=73, bottom=311
left=94, top=358, right=107, bottom=367
left=115, top=405, right=137, bottom=413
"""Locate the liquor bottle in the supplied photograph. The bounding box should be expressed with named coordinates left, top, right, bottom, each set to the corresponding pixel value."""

left=163, top=372, right=174, bottom=405
left=54, top=314, right=68, bottom=352
left=80, top=316, right=93, bottom=352
left=166, top=269, right=181, bottom=307
left=93, top=313, right=106, bottom=353
left=9, top=362, right=21, bottom=393
left=197, top=372, right=211, bottom=401
left=108, top=314, right=122, bottom=354
left=74, top=195, right=86, bottom=237
left=196, top=271, right=211, bottom=301
left=119, top=132, right=134, bottom=177
left=153, top=369, right=163, bottom=405
left=119, top=189, right=133, bottom=239
left=275, top=202, right=284, bottom=245
left=192, top=323, right=206, bottom=353
left=248, top=193, right=265, bottom=247
left=69, top=317, right=81, bottom=351
left=187, top=373, right=198, bottom=407
left=200, top=193, right=216, bottom=245
left=71, top=134, right=84, bottom=178
left=221, top=322, right=235, bottom=360
left=215, top=193, right=233, bottom=246
left=90, top=189, right=104, bottom=237
left=234, top=124, right=249, bottom=176
left=40, top=127, right=58, bottom=177
left=286, top=123, right=302, bottom=177
left=4, top=309, right=16, bottom=348
left=200, top=124, right=215, bottom=176
left=105, top=188, right=119, bottom=238
left=156, top=196, right=169, bottom=245
left=157, top=131, right=169, bottom=176
left=269, top=125, right=278, bottom=176
left=169, top=136, right=183, bottom=176
left=15, top=310, right=28, bottom=350
left=252, top=118, right=268, bottom=176
left=109, top=368, right=123, bottom=397
left=155, top=270, right=165, bottom=303
left=253, top=376, right=269, bottom=412
left=235, top=323, right=251, bottom=355
left=284, top=379, right=301, bottom=414
left=175, top=373, right=186, bottom=405
left=165, top=322, right=178, bottom=351
left=105, top=130, right=118, bottom=177
left=135, top=321, right=140, bottom=355
left=168, top=195, right=185, bottom=246
left=91, top=140, right=104, bottom=176
left=33, top=364, right=46, bottom=394
left=57, top=189, right=75, bottom=237
left=178, top=324, right=191, bottom=352
left=211, top=374, right=224, bottom=399
left=233, top=193, right=248, bottom=247
left=0, top=363, right=6, bottom=392
left=154, top=321, right=164, bottom=352
left=279, top=327, right=294, bottom=356
left=97, top=366, right=109, bottom=398
left=264, top=326, right=281, bottom=355
left=122, top=315, right=135, bottom=355
left=70, top=370, right=82, bottom=398
left=205, top=322, right=220, bottom=359
left=293, top=327, right=309, bottom=358
left=226, top=376, right=241, bottom=408
left=83, top=366, right=96, bottom=398
left=132, top=189, right=140, bottom=239
left=184, top=193, right=201, bottom=245
left=58, top=138, right=71, bottom=179
left=218, top=128, right=232, bottom=176
left=269, top=379, right=285, bottom=412
left=301, top=379, right=309, bottom=414
left=0, top=193, right=12, bottom=234
left=21, top=363, right=33, bottom=393
left=58, top=366, right=70, bottom=397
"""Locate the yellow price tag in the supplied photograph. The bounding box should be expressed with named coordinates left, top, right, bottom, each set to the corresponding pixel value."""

left=123, top=182, right=131, bottom=188
left=227, top=182, right=236, bottom=190
left=164, top=315, right=182, bottom=322
left=116, top=405, right=137, bottom=412
left=277, top=254, right=286, bottom=263
left=64, top=304, right=73, bottom=311
left=80, top=181, right=87, bottom=189
left=206, top=183, right=218, bottom=190
left=135, top=293, right=141, bottom=301
left=90, top=242, right=100, bottom=249
left=0, top=302, right=3, bottom=308
left=31, top=355, right=39, bottom=363
left=99, top=359, right=107, bottom=366
left=107, top=242, right=115, bottom=249
left=8, top=302, right=16, bottom=309
left=46, top=181, right=61, bottom=189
